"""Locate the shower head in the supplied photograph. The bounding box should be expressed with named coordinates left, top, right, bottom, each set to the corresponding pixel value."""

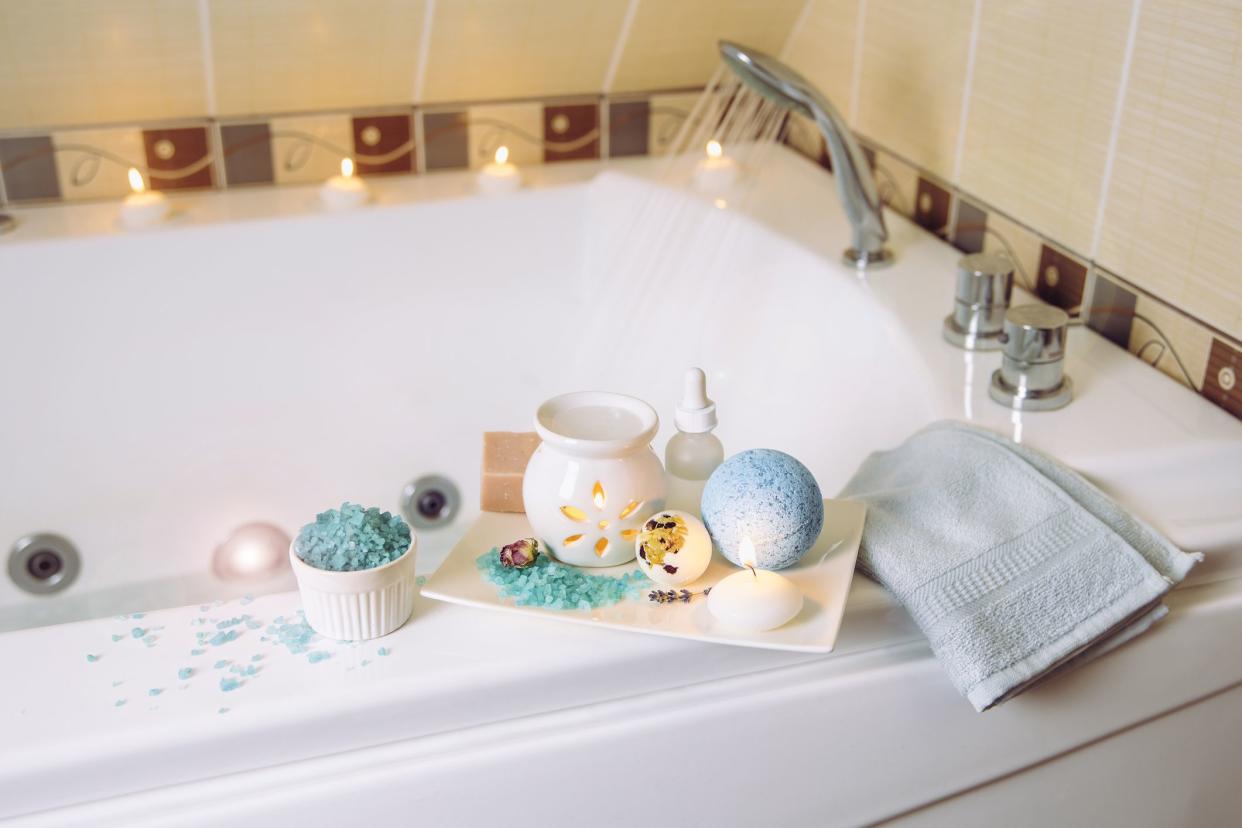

left=716, top=40, right=893, bottom=269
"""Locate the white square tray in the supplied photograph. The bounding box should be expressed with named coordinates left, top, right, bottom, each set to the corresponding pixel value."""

left=421, top=499, right=865, bottom=653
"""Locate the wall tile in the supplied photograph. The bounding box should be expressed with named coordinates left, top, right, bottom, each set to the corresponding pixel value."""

left=1128, top=291, right=1214, bottom=391
left=1034, top=244, right=1087, bottom=311
left=854, top=0, right=974, bottom=179
left=543, top=103, right=599, bottom=163
left=647, top=91, right=703, bottom=155
left=421, top=0, right=629, bottom=104
left=913, top=177, right=951, bottom=237
left=781, top=0, right=860, bottom=118
left=1086, top=270, right=1138, bottom=349
left=51, top=127, right=146, bottom=200
left=0, top=0, right=206, bottom=130
left=0, top=135, right=61, bottom=201
left=142, top=127, right=214, bottom=191
left=466, top=102, right=544, bottom=169
left=610, top=0, right=806, bottom=93
left=352, top=113, right=413, bottom=175
left=422, top=111, right=470, bottom=171
left=220, top=123, right=275, bottom=187
left=208, top=0, right=426, bottom=116
left=1203, top=338, right=1242, bottom=418
left=269, top=113, right=353, bottom=185
left=958, top=0, right=1131, bottom=255
left=953, top=199, right=987, bottom=254
left=979, top=210, right=1043, bottom=295
left=870, top=146, right=919, bottom=218
left=1097, top=0, right=1242, bottom=341
left=609, top=100, right=649, bottom=158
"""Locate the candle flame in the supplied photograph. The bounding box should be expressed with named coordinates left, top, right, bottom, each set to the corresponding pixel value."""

left=495, top=145, right=510, bottom=165
left=127, top=167, right=145, bottom=194
left=738, top=535, right=757, bottom=569
left=340, top=157, right=354, bottom=178
left=706, top=140, right=723, bottom=159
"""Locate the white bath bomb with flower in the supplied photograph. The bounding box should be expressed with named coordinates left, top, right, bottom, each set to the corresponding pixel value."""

left=635, top=510, right=712, bottom=586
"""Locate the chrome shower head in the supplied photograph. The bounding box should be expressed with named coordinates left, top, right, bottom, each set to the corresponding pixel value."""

left=718, top=41, right=816, bottom=118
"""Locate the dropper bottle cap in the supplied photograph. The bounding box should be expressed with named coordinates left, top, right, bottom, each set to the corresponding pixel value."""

left=675, top=367, right=717, bottom=433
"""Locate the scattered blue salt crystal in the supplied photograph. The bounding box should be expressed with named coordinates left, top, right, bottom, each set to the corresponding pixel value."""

left=377, top=647, right=390, bottom=657
left=250, top=654, right=263, bottom=662
left=245, top=618, right=262, bottom=629
left=307, top=651, right=331, bottom=664
left=132, top=613, right=145, bottom=619
left=86, top=654, right=100, bottom=663
left=218, top=707, right=229, bottom=714
left=220, top=678, right=241, bottom=692
left=178, top=667, right=194, bottom=680
left=209, top=630, right=240, bottom=646
left=216, top=616, right=244, bottom=629
left=190, top=648, right=205, bottom=656
left=293, top=503, right=411, bottom=572
left=143, top=635, right=157, bottom=644
left=271, top=614, right=319, bottom=655
left=111, top=634, right=123, bottom=642
left=200, top=605, right=210, bottom=612
left=112, top=680, right=123, bottom=687
left=475, top=549, right=649, bottom=610
left=131, top=627, right=146, bottom=639
left=415, top=575, right=427, bottom=586
left=360, top=659, right=371, bottom=667
left=148, top=688, right=163, bottom=697
left=241, top=595, right=254, bottom=605
left=214, top=659, right=229, bottom=669
left=114, top=699, right=127, bottom=707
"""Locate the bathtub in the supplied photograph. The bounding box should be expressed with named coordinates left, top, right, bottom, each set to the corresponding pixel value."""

left=2, top=148, right=1241, bottom=825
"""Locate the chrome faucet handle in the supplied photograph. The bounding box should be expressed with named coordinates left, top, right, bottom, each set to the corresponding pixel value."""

left=988, top=304, right=1073, bottom=411
left=943, top=253, right=1014, bottom=350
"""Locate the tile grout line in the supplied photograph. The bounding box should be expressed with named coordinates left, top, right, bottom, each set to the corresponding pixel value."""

left=781, top=0, right=817, bottom=59
left=602, top=0, right=641, bottom=94
left=847, top=0, right=867, bottom=124
left=1090, top=0, right=1143, bottom=261
left=950, top=0, right=982, bottom=184
left=413, top=0, right=437, bottom=103
left=196, top=0, right=217, bottom=117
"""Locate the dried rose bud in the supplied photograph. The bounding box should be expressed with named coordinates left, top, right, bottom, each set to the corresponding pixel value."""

left=499, top=538, right=540, bottom=569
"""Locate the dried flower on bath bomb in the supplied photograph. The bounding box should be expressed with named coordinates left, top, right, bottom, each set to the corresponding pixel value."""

left=499, top=538, right=541, bottom=569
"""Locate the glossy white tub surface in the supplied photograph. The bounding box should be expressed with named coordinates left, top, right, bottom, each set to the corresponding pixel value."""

left=1, top=149, right=1240, bottom=825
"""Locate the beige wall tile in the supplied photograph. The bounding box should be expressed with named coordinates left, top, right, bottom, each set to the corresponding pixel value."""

left=781, top=0, right=860, bottom=118
left=1097, top=0, right=1242, bottom=340
left=1128, top=292, right=1214, bottom=391
left=610, top=0, right=806, bottom=93
left=209, top=0, right=426, bottom=116
left=854, top=0, right=974, bottom=179
left=0, top=0, right=206, bottom=129
left=51, top=127, right=146, bottom=200
left=269, top=113, right=353, bottom=184
left=466, top=102, right=544, bottom=168
left=958, top=0, right=1131, bottom=255
left=648, top=91, right=705, bottom=155
left=421, top=0, right=629, bottom=104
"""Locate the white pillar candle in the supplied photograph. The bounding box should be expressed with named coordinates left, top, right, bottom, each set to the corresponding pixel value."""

left=320, top=158, right=370, bottom=210
left=707, top=537, right=803, bottom=632
left=120, top=168, right=170, bottom=229
left=692, top=140, right=740, bottom=193
left=476, top=145, right=521, bottom=195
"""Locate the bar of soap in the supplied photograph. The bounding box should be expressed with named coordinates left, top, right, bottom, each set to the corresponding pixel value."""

left=481, top=431, right=541, bottom=513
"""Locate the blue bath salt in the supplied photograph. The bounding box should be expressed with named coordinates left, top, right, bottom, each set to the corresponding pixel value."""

left=114, top=699, right=127, bottom=707
left=271, top=614, right=319, bottom=655
left=415, top=575, right=426, bottom=587
left=216, top=617, right=244, bottom=629
left=199, top=605, right=210, bottom=612
left=112, top=680, right=123, bottom=687
left=148, top=688, right=163, bottom=697
left=220, top=678, right=241, bottom=692
left=132, top=613, right=145, bottom=619
left=229, top=664, right=259, bottom=676
left=131, top=627, right=147, bottom=639
left=143, top=635, right=157, bottom=644
left=307, top=651, right=331, bottom=664
left=476, top=550, right=649, bottom=610
left=218, top=707, right=230, bottom=714
left=86, top=654, right=100, bottom=663
left=209, top=630, right=240, bottom=646
left=178, top=667, right=194, bottom=680
left=701, top=448, right=825, bottom=571
left=111, top=634, right=123, bottom=642
left=361, top=659, right=372, bottom=667
left=250, top=654, right=263, bottom=662
left=294, top=503, right=411, bottom=572
left=190, top=648, right=205, bottom=656
left=241, top=595, right=254, bottom=605
left=214, top=660, right=230, bottom=669
left=377, top=647, right=390, bottom=657
left=245, top=618, right=262, bottom=630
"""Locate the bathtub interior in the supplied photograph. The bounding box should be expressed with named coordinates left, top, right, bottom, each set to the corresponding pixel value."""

left=0, top=168, right=937, bottom=630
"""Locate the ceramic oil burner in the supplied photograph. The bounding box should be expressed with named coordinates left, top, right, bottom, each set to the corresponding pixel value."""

left=523, top=391, right=666, bottom=567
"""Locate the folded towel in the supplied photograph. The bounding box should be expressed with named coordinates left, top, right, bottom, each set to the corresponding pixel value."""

left=840, top=420, right=1201, bottom=711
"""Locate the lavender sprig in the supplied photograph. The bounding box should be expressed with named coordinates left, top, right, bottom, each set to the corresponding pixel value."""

left=647, top=587, right=712, bottom=604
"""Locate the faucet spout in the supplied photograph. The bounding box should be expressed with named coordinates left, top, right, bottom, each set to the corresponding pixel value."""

left=718, top=40, right=892, bottom=269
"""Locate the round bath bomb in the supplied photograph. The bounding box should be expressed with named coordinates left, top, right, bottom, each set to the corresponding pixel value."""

left=701, top=449, right=824, bottom=570
left=634, top=510, right=712, bottom=586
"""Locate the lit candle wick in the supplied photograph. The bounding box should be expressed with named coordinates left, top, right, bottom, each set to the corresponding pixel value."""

left=340, top=157, right=354, bottom=178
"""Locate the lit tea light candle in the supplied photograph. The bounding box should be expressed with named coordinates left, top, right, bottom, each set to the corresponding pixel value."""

left=120, top=167, right=170, bottom=229
left=477, top=145, right=521, bottom=195
left=708, top=536, right=803, bottom=632
left=693, top=139, right=740, bottom=193
left=320, top=158, right=369, bottom=211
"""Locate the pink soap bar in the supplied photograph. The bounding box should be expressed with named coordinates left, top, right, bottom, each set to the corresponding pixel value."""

left=481, top=432, right=541, bottom=513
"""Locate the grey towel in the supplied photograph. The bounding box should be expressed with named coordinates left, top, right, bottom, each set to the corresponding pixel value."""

left=840, top=421, right=1201, bottom=711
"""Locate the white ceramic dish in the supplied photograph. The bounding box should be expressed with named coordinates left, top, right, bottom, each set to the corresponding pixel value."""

left=421, top=499, right=864, bottom=653
left=288, top=536, right=418, bottom=641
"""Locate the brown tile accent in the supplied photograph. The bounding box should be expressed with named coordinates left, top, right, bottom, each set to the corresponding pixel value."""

left=0, top=135, right=61, bottom=202
left=913, top=177, right=951, bottom=237
left=1202, top=338, right=1242, bottom=420
left=220, top=123, right=274, bottom=187
left=422, top=111, right=468, bottom=171
left=953, top=199, right=987, bottom=254
left=608, top=100, right=649, bottom=158
left=352, top=114, right=413, bottom=176
left=143, top=127, right=214, bottom=191
left=1085, top=271, right=1137, bottom=349
left=1035, top=244, right=1087, bottom=311
left=544, top=103, right=599, bottom=162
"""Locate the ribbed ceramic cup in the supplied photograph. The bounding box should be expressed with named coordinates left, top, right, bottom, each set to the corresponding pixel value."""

left=288, top=536, right=417, bottom=640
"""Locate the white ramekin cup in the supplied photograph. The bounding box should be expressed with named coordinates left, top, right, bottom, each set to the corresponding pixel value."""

left=289, top=536, right=417, bottom=641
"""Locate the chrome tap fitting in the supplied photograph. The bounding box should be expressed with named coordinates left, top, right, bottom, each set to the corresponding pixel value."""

left=943, top=253, right=1014, bottom=350
left=989, top=304, right=1073, bottom=411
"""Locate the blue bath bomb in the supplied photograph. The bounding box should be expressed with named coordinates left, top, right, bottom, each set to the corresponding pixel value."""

left=701, top=449, right=824, bottom=570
